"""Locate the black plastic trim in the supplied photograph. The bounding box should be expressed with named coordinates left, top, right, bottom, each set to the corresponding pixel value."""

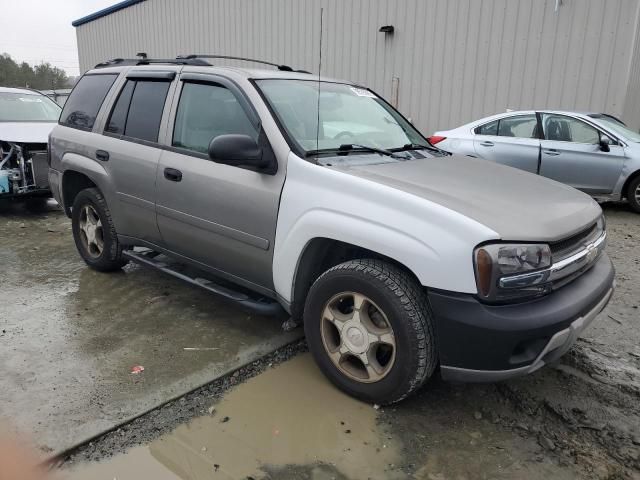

left=123, top=250, right=283, bottom=316
left=428, top=253, right=614, bottom=371
left=126, top=70, right=176, bottom=81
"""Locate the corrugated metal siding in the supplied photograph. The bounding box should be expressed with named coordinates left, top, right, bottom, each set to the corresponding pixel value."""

left=76, top=0, right=640, bottom=133
left=623, top=1, right=640, bottom=130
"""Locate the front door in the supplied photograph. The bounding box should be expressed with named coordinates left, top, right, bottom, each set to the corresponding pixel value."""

left=539, top=113, right=624, bottom=194
left=155, top=76, right=285, bottom=291
left=473, top=114, right=540, bottom=173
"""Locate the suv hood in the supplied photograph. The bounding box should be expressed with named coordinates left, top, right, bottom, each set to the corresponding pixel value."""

left=336, top=155, right=601, bottom=242
left=0, top=122, right=56, bottom=143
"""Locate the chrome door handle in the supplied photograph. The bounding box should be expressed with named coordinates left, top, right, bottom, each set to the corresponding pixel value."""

left=480, top=141, right=494, bottom=147
left=543, top=149, right=560, bottom=156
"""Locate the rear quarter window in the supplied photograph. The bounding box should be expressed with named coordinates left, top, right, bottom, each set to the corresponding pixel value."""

left=474, top=120, right=498, bottom=136
left=60, top=74, right=118, bottom=131
left=104, top=79, right=171, bottom=143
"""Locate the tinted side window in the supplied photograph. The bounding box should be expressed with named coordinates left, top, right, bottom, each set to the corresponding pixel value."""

left=542, top=114, right=599, bottom=144
left=475, top=120, right=498, bottom=136
left=124, top=81, right=171, bottom=142
left=105, top=80, right=135, bottom=134
left=172, top=82, right=258, bottom=154
left=497, top=115, right=538, bottom=139
left=60, top=74, right=117, bottom=130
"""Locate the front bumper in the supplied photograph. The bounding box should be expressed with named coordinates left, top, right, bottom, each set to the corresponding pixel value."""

left=429, top=253, right=615, bottom=382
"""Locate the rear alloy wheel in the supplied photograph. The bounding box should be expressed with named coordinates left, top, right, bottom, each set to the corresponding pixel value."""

left=304, top=259, right=437, bottom=404
left=78, top=204, right=105, bottom=258
left=628, top=176, right=640, bottom=213
left=71, top=187, right=128, bottom=272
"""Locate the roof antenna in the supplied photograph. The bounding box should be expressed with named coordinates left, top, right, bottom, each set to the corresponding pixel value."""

left=315, top=7, right=324, bottom=154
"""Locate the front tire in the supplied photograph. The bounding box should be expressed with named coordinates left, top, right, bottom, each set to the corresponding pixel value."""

left=71, top=188, right=128, bottom=272
left=304, top=259, right=437, bottom=404
left=627, top=176, right=640, bottom=213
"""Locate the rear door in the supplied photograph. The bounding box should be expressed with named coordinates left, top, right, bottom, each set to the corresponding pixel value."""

left=472, top=114, right=540, bottom=173
left=155, top=73, right=285, bottom=292
left=539, top=113, right=624, bottom=194
left=94, top=70, right=177, bottom=244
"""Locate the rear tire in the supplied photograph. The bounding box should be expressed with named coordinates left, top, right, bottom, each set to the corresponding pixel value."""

left=71, top=188, right=128, bottom=272
left=304, top=259, right=437, bottom=404
left=627, top=176, right=640, bottom=213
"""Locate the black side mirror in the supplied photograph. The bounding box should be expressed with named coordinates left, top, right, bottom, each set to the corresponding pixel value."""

left=208, top=134, right=267, bottom=168
left=599, top=134, right=612, bottom=152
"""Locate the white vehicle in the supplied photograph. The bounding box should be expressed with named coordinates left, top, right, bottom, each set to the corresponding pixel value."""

left=50, top=57, right=614, bottom=404
left=0, top=87, right=61, bottom=198
left=430, top=110, right=640, bottom=212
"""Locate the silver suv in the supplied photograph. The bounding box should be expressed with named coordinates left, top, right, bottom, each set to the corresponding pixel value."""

left=49, top=57, right=615, bottom=404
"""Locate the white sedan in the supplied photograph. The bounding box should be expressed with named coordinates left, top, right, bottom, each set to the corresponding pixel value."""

left=429, top=110, right=640, bottom=212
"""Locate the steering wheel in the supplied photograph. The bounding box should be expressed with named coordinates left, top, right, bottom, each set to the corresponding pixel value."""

left=334, top=131, right=356, bottom=140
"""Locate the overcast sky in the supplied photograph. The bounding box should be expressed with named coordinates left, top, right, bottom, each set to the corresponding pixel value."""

left=0, top=0, right=115, bottom=76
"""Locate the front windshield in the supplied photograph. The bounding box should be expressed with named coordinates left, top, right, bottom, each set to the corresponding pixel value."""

left=256, top=79, right=428, bottom=154
left=593, top=116, right=640, bottom=143
left=0, top=92, right=62, bottom=122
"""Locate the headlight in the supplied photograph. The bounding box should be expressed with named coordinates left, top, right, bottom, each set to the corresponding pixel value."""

left=474, top=243, right=552, bottom=302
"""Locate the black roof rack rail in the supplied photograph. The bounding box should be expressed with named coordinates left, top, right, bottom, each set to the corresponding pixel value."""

left=177, top=54, right=311, bottom=73
left=94, top=57, right=211, bottom=69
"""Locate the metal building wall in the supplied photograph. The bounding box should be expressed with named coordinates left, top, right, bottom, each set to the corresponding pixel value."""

left=76, top=0, right=640, bottom=133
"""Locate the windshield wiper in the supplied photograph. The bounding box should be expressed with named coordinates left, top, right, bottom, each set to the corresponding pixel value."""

left=306, top=143, right=408, bottom=159
left=390, top=142, right=443, bottom=154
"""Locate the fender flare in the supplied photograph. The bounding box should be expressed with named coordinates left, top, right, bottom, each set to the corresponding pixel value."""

left=60, top=152, right=113, bottom=208
left=273, top=207, right=479, bottom=303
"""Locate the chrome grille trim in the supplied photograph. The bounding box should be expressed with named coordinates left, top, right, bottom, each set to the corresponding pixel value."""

left=550, top=222, right=602, bottom=261
left=499, top=230, right=607, bottom=289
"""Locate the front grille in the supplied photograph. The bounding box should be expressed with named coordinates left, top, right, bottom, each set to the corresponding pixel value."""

left=550, top=222, right=600, bottom=261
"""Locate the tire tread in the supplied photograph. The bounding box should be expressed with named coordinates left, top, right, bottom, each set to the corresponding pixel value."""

left=310, top=258, right=437, bottom=403
left=72, top=187, right=127, bottom=272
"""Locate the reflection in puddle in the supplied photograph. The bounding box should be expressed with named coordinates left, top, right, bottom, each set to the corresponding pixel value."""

left=64, top=355, right=403, bottom=479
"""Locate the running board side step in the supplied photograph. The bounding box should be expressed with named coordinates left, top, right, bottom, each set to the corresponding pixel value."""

left=122, top=250, right=284, bottom=316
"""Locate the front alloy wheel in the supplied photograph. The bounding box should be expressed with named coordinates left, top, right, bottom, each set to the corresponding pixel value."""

left=321, top=292, right=396, bottom=383
left=304, top=259, right=437, bottom=404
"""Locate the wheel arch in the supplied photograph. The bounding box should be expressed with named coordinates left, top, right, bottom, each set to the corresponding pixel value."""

left=621, top=169, right=640, bottom=199
left=61, top=170, right=97, bottom=216
left=60, top=153, right=112, bottom=217
left=289, top=237, right=421, bottom=320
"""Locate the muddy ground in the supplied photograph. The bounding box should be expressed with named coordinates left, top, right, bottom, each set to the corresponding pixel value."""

left=0, top=198, right=301, bottom=456
left=51, top=202, right=640, bottom=480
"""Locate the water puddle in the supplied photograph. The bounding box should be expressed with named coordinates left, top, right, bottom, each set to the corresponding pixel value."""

left=63, top=354, right=403, bottom=479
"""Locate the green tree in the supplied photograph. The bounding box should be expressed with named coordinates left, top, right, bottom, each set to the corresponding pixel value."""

left=0, top=53, right=69, bottom=90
